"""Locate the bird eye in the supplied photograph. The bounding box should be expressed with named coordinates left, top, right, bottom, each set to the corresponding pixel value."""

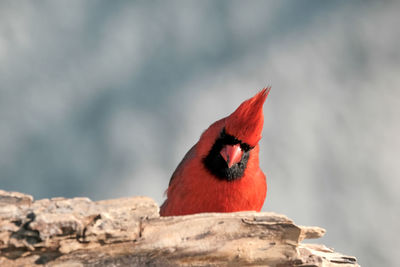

left=220, top=128, right=240, bottom=145
left=240, top=143, right=252, bottom=152
left=220, top=128, right=226, bottom=138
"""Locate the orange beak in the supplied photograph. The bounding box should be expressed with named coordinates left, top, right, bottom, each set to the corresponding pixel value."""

left=220, top=144, right=243, bottom=168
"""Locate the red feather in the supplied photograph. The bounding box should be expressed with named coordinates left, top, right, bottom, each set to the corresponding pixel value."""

left=160, top=88, right=270, bottom=216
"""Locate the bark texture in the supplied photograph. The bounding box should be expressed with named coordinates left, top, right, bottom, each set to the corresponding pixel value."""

left=0, top=190, right=358, bottom=266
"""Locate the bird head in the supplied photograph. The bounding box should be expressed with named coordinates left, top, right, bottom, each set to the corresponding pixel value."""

left=202, top=88, right=270, bottom=181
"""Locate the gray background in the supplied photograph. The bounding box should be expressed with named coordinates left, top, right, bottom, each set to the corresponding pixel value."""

left=1, top=1, right=399, bottom=266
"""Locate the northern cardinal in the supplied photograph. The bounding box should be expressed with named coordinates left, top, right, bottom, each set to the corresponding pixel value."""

left=160, top=88, right=270, bottom=216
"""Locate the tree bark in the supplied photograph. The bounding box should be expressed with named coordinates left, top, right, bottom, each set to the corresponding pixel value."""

left=0, top=190, right=358, bottom=266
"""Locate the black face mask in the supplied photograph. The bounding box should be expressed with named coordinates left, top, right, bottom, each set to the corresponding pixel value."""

left=203, top=128, right=253, bottom=181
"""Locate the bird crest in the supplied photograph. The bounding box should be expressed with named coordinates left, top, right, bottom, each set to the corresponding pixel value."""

left=225, top=87, right=270, bottom=147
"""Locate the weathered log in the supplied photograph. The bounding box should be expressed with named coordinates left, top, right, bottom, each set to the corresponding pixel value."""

left=0, top=190, right=358, bottom=266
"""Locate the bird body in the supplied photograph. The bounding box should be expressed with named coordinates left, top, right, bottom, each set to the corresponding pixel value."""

left=160, top=88, right=270, bottom=216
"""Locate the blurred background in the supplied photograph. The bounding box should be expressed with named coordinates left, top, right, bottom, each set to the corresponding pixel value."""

left=1, top=1, right=399, bottom=266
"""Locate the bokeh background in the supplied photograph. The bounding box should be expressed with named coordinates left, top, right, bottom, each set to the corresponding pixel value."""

left=1, top=1, right=399, bottom=266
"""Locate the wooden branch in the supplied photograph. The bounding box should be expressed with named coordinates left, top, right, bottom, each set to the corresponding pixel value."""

left=0, top=190, right=358, bottom=266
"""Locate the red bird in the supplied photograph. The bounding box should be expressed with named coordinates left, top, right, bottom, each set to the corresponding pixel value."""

left=160, top=88, right=270, bottom=216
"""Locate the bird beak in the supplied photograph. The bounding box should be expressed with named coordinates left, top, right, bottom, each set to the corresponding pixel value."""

left=220, top=144, right=243, bottom=168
